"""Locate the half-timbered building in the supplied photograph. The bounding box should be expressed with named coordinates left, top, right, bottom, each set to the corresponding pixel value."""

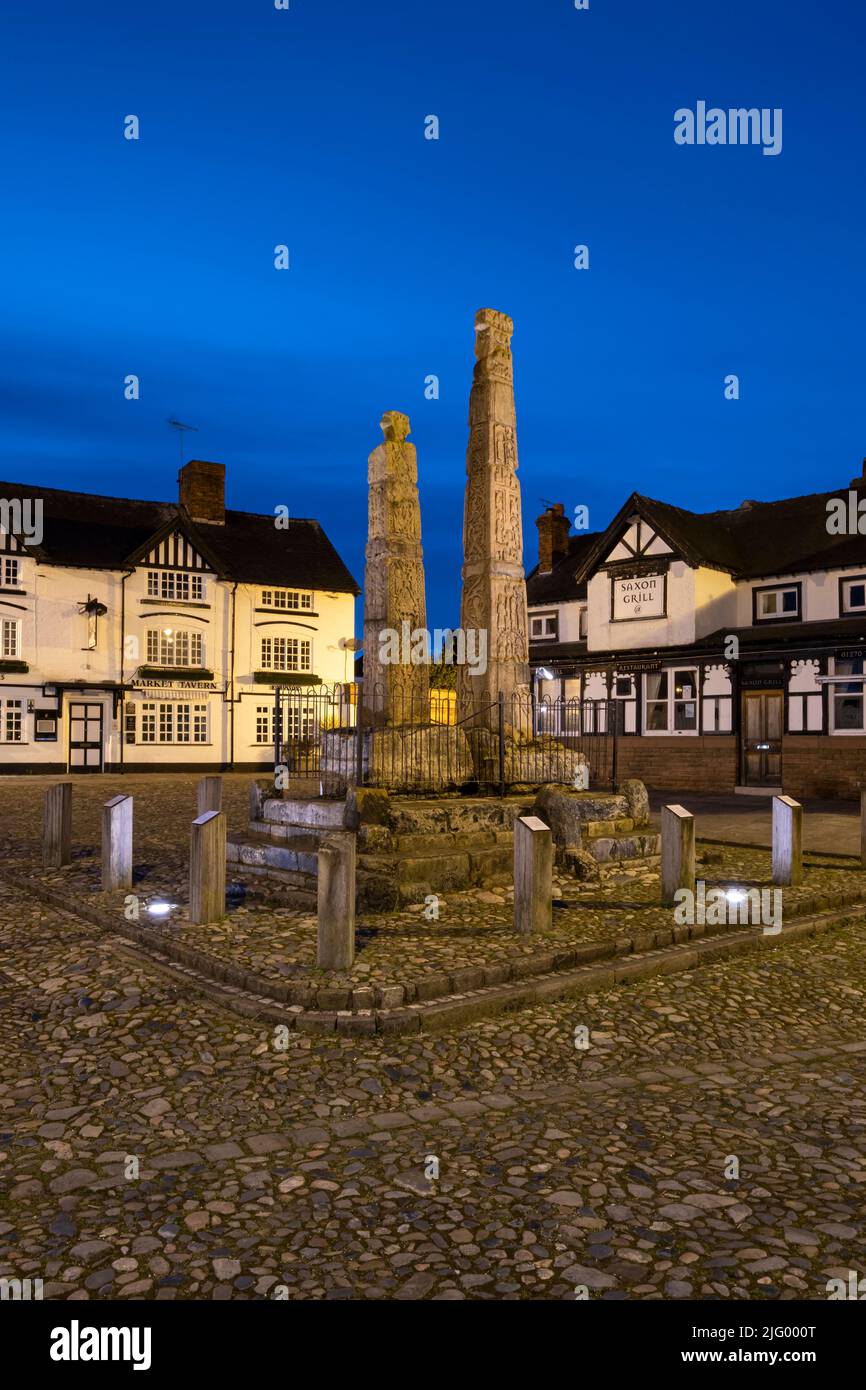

left=527, top=469, right=866, bottom=798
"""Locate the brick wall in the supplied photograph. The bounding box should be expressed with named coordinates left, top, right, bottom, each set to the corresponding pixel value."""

left=781, top=737, right=866, bottom=800
left=616, top=736, right=738, bottom=792
left=616, top=734, right=866, bottom=799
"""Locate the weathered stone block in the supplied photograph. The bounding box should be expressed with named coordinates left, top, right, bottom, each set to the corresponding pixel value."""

left=621, top=778, right=650, bottom=826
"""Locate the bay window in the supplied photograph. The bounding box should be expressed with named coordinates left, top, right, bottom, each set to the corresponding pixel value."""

left=146, top=629, right=203, bottom=667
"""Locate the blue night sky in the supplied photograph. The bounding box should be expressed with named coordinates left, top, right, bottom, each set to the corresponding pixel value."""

left=1, top=0, right=864, bottom=629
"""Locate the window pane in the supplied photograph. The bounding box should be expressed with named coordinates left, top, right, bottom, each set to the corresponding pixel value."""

left=782, top=590, right=797, bottom=613
left=646, top=672, right=667, bottom=701
left=646, top=701, right=667, bottom=731
left=835, top=694, right=863, bottom=730
left=674, top=700, right=697, bottom=731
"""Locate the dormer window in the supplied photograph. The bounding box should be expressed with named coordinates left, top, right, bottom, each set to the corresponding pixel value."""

left=261, top=589, right=313, bottom=611
left=147, top=570, right=204, bottom=601
left=753, top=583, right=800, bottom=623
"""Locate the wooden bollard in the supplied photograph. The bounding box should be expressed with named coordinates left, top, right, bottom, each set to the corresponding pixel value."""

left=102, top=794, right=133, bottom=890
left=661, top=804, right=695, bottom=906
left=197, top=775, right=223, bottom=817
left=43, top=783, right=72, bottom=869
left=189, top=810, right=226, bottom=925
left=772, top=795, right=803, bottom=887
left=317, top=833, right=356, bottom=970
left=514, top=815, right=553, bottom=936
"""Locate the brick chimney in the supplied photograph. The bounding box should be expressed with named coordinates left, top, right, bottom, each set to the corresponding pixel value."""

left=179, top=459, right=225, bottom=525
left=535, top=502, right=570, bottom=574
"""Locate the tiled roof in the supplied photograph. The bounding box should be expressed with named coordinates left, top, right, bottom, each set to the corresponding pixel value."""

left=572, top=487, right=866, bottom=586
left=525, top=532, right=600, bottom=605
left=0, top=479, right=360, bottom=594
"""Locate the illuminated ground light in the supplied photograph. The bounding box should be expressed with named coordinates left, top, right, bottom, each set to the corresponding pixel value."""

left=725, top=888, right=749, bottom=905
left=146, top=899, right=176, bottom=918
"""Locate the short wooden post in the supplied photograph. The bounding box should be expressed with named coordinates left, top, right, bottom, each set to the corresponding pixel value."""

left=514, top=814, right=553, bottom=935
left=43, top=783, right=72, bottom=868
left=860, top=789, right=866, bottom=869
left=197, top=775, right=223, bottom=817
left=102, top=794, right=133, bottom=890
left=661, top=804, right=695, bottom=906
left=772, top=794, right=803, bottom=887
left=189, top=810, right=226, bottom=925
left=317, top=833, right=356, bottom=970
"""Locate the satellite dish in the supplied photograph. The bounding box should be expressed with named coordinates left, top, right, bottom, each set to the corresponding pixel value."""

left=339, top=637, right=362, bottom=651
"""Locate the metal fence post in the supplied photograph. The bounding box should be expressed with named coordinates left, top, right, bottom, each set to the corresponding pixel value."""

left=497, top=691, right=506, bottom=797
left=355, top=677, right=364, bottom=788
left=273, top=685, right=282, bottom=778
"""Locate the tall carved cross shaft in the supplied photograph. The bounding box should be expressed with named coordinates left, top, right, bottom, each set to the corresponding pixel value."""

left=457, top=309, right=530, bottom=727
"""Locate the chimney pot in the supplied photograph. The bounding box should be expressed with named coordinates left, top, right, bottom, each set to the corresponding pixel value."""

left=179, top=459, right=225, bottom=525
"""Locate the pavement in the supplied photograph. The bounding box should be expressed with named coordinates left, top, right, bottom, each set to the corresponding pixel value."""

left=649, top=791, right=860, bottom=857
left=2, top=873, right=866, bottom=1300
left=2, top=773, right=865, bottom=1301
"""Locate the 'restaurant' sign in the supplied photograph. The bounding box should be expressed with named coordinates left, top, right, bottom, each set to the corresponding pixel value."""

left=611, top=573, right=665, bottom=621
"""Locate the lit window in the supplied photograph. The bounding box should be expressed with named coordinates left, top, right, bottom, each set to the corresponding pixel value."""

left=145, top=629, right=203, bottom=667
left=644, top=668, right=698, bottom=733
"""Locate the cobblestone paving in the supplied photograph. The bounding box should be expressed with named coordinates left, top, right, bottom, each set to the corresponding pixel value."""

left=2, top=776, right=863, bottom=994
left=1, top=873, right=865, bottom=1301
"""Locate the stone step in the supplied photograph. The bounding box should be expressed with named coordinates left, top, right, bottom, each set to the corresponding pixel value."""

left=359, top=842, right=514, bottom=907
left=227, top=831, right=320, bottom=878
left=392, top=829, right=503, bottom=854
left=261, top=797, right=346, bottom=830
left=586, top=831, right=662, bottom=864
left=249, top=819, right=331, bottom=844
left=583, top=817, right=636, bottom=838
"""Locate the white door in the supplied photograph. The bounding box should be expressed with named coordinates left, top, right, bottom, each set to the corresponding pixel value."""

left=68, top=701, right=104, bottom=771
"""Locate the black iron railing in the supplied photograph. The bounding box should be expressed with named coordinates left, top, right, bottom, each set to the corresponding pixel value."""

left=270, top=681, right=618, bottom=797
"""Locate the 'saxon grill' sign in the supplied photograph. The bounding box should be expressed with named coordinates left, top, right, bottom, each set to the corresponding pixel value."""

left=611, top=573, right=665, bottom=621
